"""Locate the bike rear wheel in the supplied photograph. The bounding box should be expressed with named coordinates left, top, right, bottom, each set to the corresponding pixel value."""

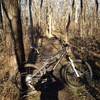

left=14, top=65, right=41, bottom=98
left=63, top=60, right=93, bottom=87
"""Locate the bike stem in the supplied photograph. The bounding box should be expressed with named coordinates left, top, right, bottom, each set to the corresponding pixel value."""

left=68, top=57, right=80, bottom=77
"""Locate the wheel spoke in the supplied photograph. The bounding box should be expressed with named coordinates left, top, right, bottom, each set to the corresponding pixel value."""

left=63, top=60, right=92, bottom=87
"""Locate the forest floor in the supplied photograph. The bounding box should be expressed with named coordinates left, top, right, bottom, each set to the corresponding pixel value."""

left=0, top=36, right=100, bottom=100
left=0, top=72, right=100, bottom=100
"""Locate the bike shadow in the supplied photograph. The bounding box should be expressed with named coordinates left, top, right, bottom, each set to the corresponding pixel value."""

left=85, top=59, right=100, bottom=100
left=35, top=72, right=65, bottom=100
left=85, top=84, right=100, bottom=100
left=88, top=59, right=100, bottom=80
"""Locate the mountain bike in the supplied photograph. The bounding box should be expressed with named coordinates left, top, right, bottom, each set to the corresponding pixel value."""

left=15, top=35, right=93, bottom=96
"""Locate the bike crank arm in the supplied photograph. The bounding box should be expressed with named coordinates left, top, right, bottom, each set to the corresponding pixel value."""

left=69, top=57, right=80, bottom=77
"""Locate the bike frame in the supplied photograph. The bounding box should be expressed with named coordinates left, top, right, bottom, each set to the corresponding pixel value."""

left=25, top=45, right=82, bottom=91
left=30, top=47, right=80, bottom=79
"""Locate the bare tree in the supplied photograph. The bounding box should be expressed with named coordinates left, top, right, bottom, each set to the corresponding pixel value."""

left=2, top=0, right=28, bottom=98
left=2, top=0, right=25, bottom=68
left=0, top=0, right=3, bottom=29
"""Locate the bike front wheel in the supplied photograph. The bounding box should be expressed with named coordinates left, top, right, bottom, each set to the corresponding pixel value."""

left=63, top=60, right=93, bottom=87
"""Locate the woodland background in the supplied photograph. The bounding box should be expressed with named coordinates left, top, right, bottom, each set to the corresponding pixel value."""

left=0, top=0, right=100, bottom=100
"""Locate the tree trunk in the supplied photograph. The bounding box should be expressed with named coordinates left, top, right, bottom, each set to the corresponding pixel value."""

left=2, top=0, right=25, bottom=69
left=2, top=0, right=27, bottom=99
left=0, top=0, right=3, bottom=29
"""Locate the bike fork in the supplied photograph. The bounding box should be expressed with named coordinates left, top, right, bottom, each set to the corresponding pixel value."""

left=69, top=57, right=80, bottom=77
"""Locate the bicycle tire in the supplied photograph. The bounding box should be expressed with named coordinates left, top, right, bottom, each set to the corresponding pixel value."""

left=15, top=65, right=41, bottom=90
left=14, top=66, right=41, bottom=98
left=63, top=60, right=93, bottom=87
